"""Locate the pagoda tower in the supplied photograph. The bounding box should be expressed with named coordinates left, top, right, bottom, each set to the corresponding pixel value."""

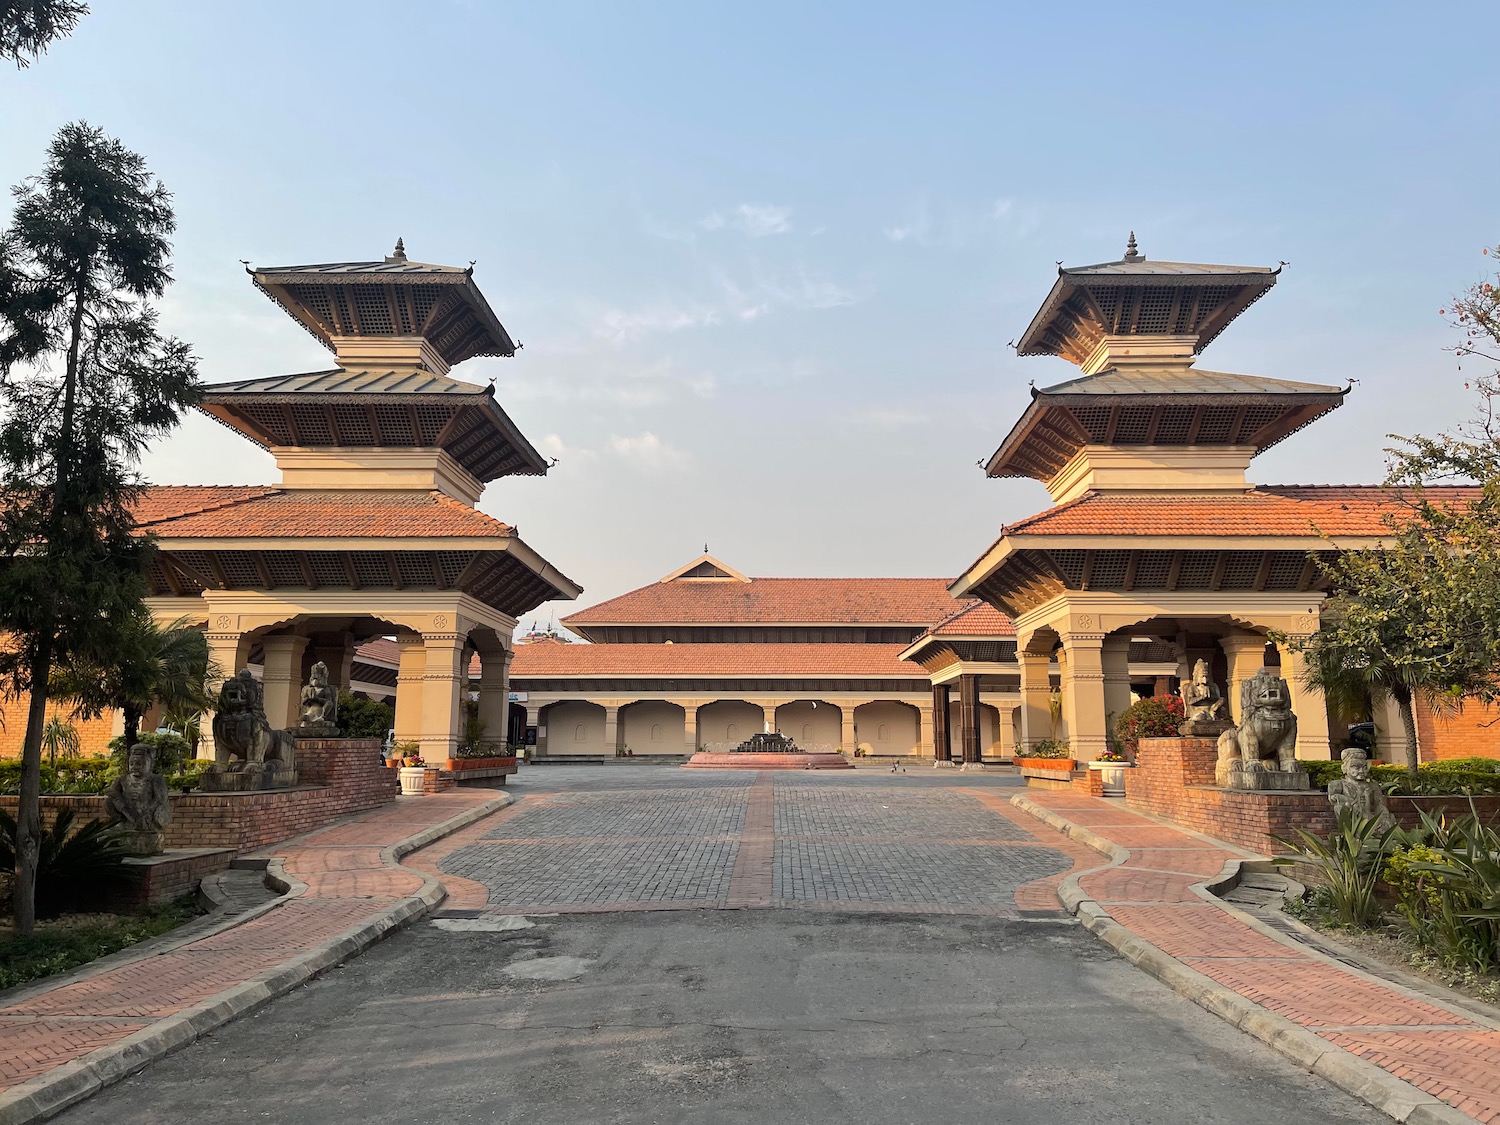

left=139, top=242, right=580, bottom=760
left=950, top=237, right=1364, bottom=761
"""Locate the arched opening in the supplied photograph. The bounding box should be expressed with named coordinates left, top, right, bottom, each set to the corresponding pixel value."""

left=619, top=700, right=686, bottom=756
left=854, top=701, right=920, bottom=757
left=540, top=700, right=606, bottom=756
left=774, top=700, right=841, bottom=751
left=696, top=700, right=763, bottom=751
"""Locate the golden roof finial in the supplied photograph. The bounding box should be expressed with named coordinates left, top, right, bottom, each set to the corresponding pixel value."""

left=1123, top=231, right=1142, bottom=262
left=389, top=237, right=407, bottom=263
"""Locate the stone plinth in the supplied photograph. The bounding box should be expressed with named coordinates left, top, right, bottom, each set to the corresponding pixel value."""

left=1222, top=763, right=1311, bottom=791
left=682, top=751, right=853, bottom=770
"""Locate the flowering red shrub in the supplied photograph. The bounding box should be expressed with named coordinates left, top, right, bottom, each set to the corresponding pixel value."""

left=1113, top=694, right=1186, bottom=757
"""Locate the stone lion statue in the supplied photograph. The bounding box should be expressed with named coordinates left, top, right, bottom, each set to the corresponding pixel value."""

left=210, top=669, right=297, bottom=775
left=1215, top=667, right=1298, bottom=786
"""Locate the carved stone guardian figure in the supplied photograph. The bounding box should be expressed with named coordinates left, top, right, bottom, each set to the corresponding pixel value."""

left=1215, top=667, right=1308, bottom=790
left=1326, top=747, right=1396, bottom=831
left=202, top=669, right=298, bottom=791
left=298, top=660, right=340, bottom=736
left=105, top=743, right=172, bottom=855
left=1178, top=659, right=1232, bottom=737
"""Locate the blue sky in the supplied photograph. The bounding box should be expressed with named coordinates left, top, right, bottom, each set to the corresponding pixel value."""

left=3, top=2, right=1498, bottom=619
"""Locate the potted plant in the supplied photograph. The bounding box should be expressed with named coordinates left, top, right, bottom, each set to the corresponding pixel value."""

left=1015, top=739, right=1075, bottom=772
left=1113, top=695, right=1186, bottom=760
left=397, top=744, right=427, bottom=795
left=1089, top=746, right=1130, bottom=796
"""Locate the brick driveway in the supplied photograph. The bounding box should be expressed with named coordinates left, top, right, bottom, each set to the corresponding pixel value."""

left=427, top=769, right=1085, bottom=916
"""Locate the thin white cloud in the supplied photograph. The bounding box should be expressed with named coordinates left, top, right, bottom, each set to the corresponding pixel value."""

left=852, top=407, right=932, bottom=431
left=699, top=203, right=792, bottom=237
left=594, top=304, right=719, bottom=344
left=608, top=432, right=693, bottom=471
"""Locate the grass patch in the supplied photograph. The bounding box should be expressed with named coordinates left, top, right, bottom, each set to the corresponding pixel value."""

left=0, top=897, right=202, bottom=992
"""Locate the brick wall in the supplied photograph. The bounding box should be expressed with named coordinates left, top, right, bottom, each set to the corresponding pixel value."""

left=1125, top=736, right=1336, bottom=854
left=1, top=737, right=396, bottom=855
left=1416, top=698, right=1500, bottom=762
left=0, top=696, right=118, bottom=759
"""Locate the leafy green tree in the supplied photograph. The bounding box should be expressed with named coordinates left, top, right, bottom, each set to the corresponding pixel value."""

left=1, top=1, right=89, bottom=67
left=337, top=690, right=394, bottom=741
left=0, top=123, right=199, bottom=935
left=38, top=715, right=78, bottom=768
left=1288, top=247, right=1500, bottom=781
left=54, top=611, right=217, bottom=747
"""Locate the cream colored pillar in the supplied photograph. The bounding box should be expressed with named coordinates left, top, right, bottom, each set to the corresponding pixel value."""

left=841, top=708, right=857, bottom=752
left=1220, top=634, right=1270, bottom=722
left=419, top=633, right=465, bottom=762
left=1000, top=705, right=1019, bottom=758
left=684, top=703, right=699, bottom=754
left=200, top=630, right=249, bottom=765
left=1101, top=636, right=1133, bottom=738
left=604, top=705, right=620, bottom=754
left=260, top=635, right=308, bottom=732
left=1017, top=652, right=1052, bottom=752
left=393, top=636, right=426, bottom=748
left=917, top=702, right=935, bottom=756
left=475, top=649, right=510, bottom=751
left=1061, top=633, right=1108, bottom=762
left=761, top=702, right=777, bottom=734
left=1278, top=642, right=1333, bottom=760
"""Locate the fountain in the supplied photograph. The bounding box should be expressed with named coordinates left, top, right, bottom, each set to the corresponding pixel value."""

left=682, top=723, right=853, bottom=770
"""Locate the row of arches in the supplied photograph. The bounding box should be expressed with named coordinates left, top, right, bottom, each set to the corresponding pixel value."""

left=531, top=698, right=1014, bottom=757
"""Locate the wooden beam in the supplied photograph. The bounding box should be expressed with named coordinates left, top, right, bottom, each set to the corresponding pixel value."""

left=1104, top=404, right=1120, bottom=443
left=297, top=553, right=317, bottom=589
left=1145, top=404, right=1164, bottom=444
left=1124, top=551, right=1139, bottom=591
left=250, top=553, right=273, bottom=589
left=282, top=404, right=301, bottom=445
left=206, top=554, right=230, bottom=590
left=1229, top=403, right=1249, bottom=443
left=1186, top=404, right=1205, bottom=443
left=157, top=559, right=184, bottom=596
left=431, top=553, right=446, bottom=588
left=341, top=554, right=360, bottom=589
left=1080, top=552, right=1095, bottom=591
left=1254, top=551, right=1272, bottom=591
left=366, top=404, right=384, bottom=445
left=386, top=551, right=403, bottom=589
left=1298, top=556, right=1318, bottom=592
left=1166, top=550, right=1184, bottom=591
left=322, top=404, right=339, bottom=446
left=1210, top=553, right=1228, bottom=591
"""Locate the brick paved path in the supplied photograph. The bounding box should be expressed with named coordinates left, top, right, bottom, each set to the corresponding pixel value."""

left=420, top=770, right=1090, bottom=916
left=1018, top=789, right=1500, bottom=1125
left=0, top=791, right=498, bottom=1099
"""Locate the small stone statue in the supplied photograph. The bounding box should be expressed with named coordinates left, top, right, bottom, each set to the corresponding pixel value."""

left=299, top=660, right=339, bottom=734
left=1327, top=747, right=1396, bottom=832
left=1215, top=667, right=1308, bottom=790
left=1179, top=659, right=1231, bottom=736
left=105, top=743, right=172, bottom=855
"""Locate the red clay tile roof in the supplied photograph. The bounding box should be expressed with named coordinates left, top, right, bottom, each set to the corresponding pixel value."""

left=1002, top=485, right=1485, bottom=538
left=928, top=600, right=1016, bottom=637
left=134, top=487, right=513, bottom=539
left=562, top=578, right=958, bottom=627
left=354, top=637, right=400, bottom=666
left=510, top=642, right=928, bottom=679
left=130, top=485, right=281, bottom=525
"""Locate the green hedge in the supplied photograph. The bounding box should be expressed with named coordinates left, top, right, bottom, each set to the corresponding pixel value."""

left=0, top=755, right=208, bottom=796
left=1298, top=757, right=1500, bottom=795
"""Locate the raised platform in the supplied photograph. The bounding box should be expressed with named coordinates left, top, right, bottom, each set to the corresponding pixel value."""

left=682, top=751, right=853, bottom=770
left=110, top=847, right=235, bottom=909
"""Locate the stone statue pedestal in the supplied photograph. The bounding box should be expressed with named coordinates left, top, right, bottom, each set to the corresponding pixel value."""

left=200, top=760, right=298, bottom=792
left=1219, top=760, right=1310, bottom=791
left=297, top=721, right=341, bottom=740
left=118, top=828, right=166, bottom=856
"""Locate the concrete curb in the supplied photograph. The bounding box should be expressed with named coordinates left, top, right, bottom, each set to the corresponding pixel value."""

left=1008, top=793, right=1478, bottom=1125
left=0, top=792, right=513, bottom=1125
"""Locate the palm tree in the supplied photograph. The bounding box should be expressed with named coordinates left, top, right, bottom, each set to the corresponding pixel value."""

left=39, top=715, right=80, bottom=768
left=54, top=611, right=219, bottom=747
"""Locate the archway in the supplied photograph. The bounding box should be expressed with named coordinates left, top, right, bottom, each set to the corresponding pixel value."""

left=854, top=701, right=920, bottom=757
left=540, top=700, right=606, bottom=755
left=775, top=700, right=841, bottom=751
left=620, top=700, right=686, bottom=756
left=696, top=700, right=764, bottom=751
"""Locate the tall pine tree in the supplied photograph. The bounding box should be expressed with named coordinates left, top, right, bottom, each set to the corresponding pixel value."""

left=0, top=122, right=200, bottom=934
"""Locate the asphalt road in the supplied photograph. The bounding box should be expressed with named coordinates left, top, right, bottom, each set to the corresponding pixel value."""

left=53, top=768, right=1386, bottom=1125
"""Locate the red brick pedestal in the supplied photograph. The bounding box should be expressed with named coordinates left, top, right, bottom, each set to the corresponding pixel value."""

left=1125, top=737, right=1334, bottom=855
